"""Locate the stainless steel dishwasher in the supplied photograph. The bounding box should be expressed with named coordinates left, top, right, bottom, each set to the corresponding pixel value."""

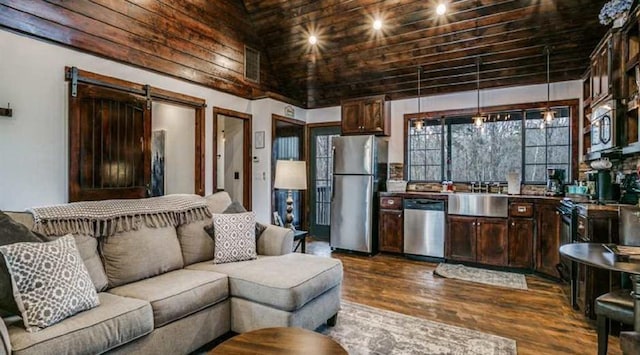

left=403, top=199, right=445, bottom=258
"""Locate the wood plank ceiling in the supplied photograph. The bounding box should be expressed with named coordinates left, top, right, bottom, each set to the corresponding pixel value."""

left=1, top=1, right=609, bottom=109
left=243, top=0, right=608, bottom=108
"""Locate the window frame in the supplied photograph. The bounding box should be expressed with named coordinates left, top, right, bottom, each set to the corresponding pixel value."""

left=403, top=99, right=579, bottom=185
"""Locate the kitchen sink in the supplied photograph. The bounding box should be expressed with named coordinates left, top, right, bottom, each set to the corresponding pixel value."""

left=447, top=193, right=509, bottom=218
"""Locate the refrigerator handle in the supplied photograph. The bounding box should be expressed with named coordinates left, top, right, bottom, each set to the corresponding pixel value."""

left=331, top=145, right=336, bottom=201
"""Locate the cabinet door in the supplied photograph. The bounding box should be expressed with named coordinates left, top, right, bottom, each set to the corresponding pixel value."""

left=476, top=218, right=508, bottom=266
left=508, top=219, right=534, bottom=268
left=341, top=101, right=362, bottom=135
left=535, top=204, right=561, bottom=278
left=379, top=209, right=403, bottom=253
left=592, top=58, right=600, bottom=100
left=362, top=98, right=385, bottom=134
left=601, top=45, right=609, bottom=97
left=446, top=216, right=476, bottom=262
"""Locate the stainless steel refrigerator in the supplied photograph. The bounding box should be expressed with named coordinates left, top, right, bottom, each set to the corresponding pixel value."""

left=330, top=135, right=388, bottom=254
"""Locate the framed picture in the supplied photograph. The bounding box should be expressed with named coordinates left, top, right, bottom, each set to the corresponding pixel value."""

left=150, top=130, right=166, bottom=197
left=273, top=211, right=283, bottom=226
left=255, top=131, right=265, bottom=149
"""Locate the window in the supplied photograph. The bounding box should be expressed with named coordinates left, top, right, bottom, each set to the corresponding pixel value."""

left=406, top=104, right=573, bottom=184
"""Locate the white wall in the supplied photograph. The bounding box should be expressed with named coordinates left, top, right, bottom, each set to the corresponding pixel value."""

left=0, top=29, right=306, bottom=224
left=151, top=102, right=195, bottom=195
left=307, top=80, right=583, bottom=164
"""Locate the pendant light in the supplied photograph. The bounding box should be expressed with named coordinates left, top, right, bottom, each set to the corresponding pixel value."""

left=472, top=57, right=486, bottom=128
left=414, top=67, right=425, bottom=132
left=541, top=46, right=555, bottom=127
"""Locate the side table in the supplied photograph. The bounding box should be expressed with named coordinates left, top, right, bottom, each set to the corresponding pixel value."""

left=293, top=230, right=308, bottom=253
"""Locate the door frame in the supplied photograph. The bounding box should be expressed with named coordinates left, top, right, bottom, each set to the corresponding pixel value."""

left=271, top=114, right=306, bottom=229
left=306, top=122, right=341, bottom=239
left=212, top=107, right=252, bottom=210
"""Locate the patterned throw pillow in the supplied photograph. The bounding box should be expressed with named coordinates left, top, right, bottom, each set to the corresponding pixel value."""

left=0, top=234, right=99, bottom=332
left=210, top=212, right=257, bottom=264
left=222, top=201, right=268, bottom=240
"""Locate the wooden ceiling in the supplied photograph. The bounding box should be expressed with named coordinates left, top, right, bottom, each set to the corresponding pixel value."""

left=242, top=0, right=608, bottom=108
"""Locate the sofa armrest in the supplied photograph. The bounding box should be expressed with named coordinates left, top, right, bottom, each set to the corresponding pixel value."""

left=0, top=318, right=11, bottom=355
left=257, top=225, right=293, bottom=256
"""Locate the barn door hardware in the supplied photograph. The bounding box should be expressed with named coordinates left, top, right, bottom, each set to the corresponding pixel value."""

left=0, top=103, right=12, bottom=117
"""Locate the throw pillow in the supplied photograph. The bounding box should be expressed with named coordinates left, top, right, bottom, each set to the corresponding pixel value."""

left=209, top=212, right=257, bottom=264
left=0, top=234, right=100, bottom=332
left=222, top=201, right=268, bottom=239
left=0, top=211, right=46, bottom=316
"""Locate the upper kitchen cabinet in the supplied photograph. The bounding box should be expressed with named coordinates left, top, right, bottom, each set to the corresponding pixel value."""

left=341, top=95, right=391, bottom=136
left=590, top=30, right=623, bottom=106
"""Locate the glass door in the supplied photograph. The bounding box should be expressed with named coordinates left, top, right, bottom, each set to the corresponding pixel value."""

left=309, top=125, right=341, bottom=240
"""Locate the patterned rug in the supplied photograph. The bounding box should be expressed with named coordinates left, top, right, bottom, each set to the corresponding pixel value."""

left=319, top=301, right=517, bottom=355
left=434, top=263, right=528, bottom=290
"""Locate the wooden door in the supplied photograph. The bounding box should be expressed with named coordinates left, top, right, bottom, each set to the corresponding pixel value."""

left=362, top=97, right=384, bottom=134
left=476, top=218, right=508, bottom=266
left=446, top=216, right=477, bottom=262
left=508, top=218, right=534, bottom=268
left=535, top=203, right=562, bottom=278
left=340, top=100, right=362, bottom=135
left=69, top=83, right=151, bottom=202
left=379, top=209, right=403, bottom=253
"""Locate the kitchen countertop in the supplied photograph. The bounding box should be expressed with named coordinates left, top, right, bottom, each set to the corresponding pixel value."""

left=379, top=191, right=563, bottom=201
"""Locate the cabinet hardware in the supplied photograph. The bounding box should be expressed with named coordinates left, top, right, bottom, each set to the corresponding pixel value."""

left=388, top=200, right=394, bottom=204
left=512, top=222, right=515, bottom=226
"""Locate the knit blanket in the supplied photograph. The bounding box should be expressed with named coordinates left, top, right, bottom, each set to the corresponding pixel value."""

left=30, top=194, right=211, bottom=238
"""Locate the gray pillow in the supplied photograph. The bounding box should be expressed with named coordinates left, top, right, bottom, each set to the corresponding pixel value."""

left=222, top=201, right=268, bottom=239
left=209, top=212, right=257, bottom=264
left=0, top=234, right=99, bottom=332
left=0, top=212, right=46, bottom=316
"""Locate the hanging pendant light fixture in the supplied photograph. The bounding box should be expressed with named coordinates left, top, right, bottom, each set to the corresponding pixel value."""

left=413, top=67, right=426, bottom=132
left=541, top=46, right=555, bottom=127
left=472, top=57, right=486, bottom=128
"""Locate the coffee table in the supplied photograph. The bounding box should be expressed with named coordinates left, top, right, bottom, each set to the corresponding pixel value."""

left=209, top=327, right=347, bottom=354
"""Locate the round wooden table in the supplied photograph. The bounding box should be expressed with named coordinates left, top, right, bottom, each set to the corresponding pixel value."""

left=209, top=327, right=348, bottom=355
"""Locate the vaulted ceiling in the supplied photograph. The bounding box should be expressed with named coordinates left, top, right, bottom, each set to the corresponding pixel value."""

left=242, top=0, right=608, bottom=108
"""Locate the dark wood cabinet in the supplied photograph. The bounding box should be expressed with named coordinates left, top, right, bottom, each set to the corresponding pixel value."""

left=508, top=218, right=534, bottom=268
left=379, top=196, right=403, bottom=253
left=476, top=218, right=508, bottom=266
left=535, top=203, right=561, bottom=278
left=446, top=216, right=477, bottom=262
left=341, top=95, right=390, bottom=136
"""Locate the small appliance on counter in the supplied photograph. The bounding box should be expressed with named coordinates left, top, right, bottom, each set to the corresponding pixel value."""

left=546, top=168, right=565, bottom=196
left=506, top=171, right=521, bottom=195
left=621, top=173, right=640, bottom=205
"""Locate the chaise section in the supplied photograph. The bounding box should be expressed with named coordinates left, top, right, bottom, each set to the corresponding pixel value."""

left=107, top=269, right=228, bottom=328
left=6, top=293, right=152, bottom=355
left=187, top=253, right=343, bottom=332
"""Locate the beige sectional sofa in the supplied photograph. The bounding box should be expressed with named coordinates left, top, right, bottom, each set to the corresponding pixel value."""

left=0, top=192, right=342, bottom=355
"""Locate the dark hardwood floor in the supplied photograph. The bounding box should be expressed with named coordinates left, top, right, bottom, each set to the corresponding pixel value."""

left=304, top=238, right=620, bottom=355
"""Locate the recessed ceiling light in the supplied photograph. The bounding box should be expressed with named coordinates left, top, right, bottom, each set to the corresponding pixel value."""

left=373, top=19, right=383, bottom=30
left=309, top=35, right=318, bottom=45
left=436, top=3, right=447, bottom=15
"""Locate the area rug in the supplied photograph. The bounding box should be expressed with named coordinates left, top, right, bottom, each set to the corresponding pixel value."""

left=320, top=301, right=517, bottom=355
left=434, top=263, right=528, bottom=290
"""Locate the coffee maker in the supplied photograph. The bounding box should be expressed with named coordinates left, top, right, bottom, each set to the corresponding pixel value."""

left=546, top=168, right=565, bottom=196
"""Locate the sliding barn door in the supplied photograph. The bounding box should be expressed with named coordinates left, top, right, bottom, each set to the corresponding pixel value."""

left=69, top=83, right=151, bottom=202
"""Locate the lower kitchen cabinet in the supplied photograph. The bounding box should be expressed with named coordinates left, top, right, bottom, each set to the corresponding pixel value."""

left=447, top=216, right=508, bottom=265
left=476, top=219, right=508, bottom=266
left=379, top=209, right=403, bottom=253
left=508, top=218, right=534, bottom=268
left=446, top=216, right=477, bottom=262
left=535, top=203, right=561, bottom=278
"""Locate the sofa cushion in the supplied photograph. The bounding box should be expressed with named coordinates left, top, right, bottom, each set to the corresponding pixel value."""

left=71, top=234, right=108, bottom=292
left=0, top=212, right=46, bottom=316
left=177, top=219, right=215, bottom=266
left=7, top=292, right=153, bottom=355
left=0, top=235, right=100, bottom=332
left=107, top=269, right=228, bottom=328
left=100, top=225, right=184, bottom=288
left=204, top=192, right=232, bottom=214
left=209, top=212, right=257, bottom=264
left=187, top=253, right=343, bottom=312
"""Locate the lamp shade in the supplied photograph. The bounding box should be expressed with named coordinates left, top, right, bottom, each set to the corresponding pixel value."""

left=274, top=160, right=307, bottom=190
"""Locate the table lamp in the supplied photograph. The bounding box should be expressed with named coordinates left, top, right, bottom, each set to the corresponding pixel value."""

left=274, top=160, right=307, bottom=229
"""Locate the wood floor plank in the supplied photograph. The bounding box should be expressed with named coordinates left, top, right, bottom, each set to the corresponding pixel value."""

left=305, top=239, right=621, bottom=355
